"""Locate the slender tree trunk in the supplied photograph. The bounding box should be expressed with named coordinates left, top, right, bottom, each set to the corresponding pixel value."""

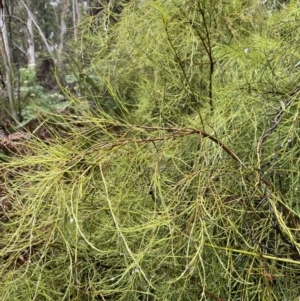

left=0, top=0, right=18, bottom=121
left=20, top=0, right=53, bottom=58
left=72, top=0, right=80, bottom=41
left=26, top=5, right=35, bottom=68
left=58, top=0, right=68, bottom=66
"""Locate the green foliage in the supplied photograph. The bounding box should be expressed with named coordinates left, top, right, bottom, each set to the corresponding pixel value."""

left=18, top=67, right=69, bottom=127
left=1, top=0, right=300, bottom=300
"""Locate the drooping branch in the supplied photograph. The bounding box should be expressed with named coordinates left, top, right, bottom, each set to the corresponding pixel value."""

left=90, top=124, right=247, bottom=170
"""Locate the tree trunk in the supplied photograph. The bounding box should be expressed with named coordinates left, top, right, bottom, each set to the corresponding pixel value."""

left=26, top=4, right=35, bottom=68
left=72, top=0, right=80, bottom=41
left=0, top=1, right=18, bottom=121
left=58, top=0, right=68, bottom=66
left=20, top=0, right=53, bottom=58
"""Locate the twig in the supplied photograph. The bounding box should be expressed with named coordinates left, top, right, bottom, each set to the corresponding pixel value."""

left=94, top=124, right=247, bottom=169
left=197, top=283, right=227, bottom=301
left=255, top=85, right=300, bottom=258
left=258, top=86, right=300, bottom=159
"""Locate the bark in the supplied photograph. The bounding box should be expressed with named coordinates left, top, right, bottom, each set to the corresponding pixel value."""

left=0, top=1, right=18, bottom=121
left=72, top=0, right=80, bottom=41
left=20, top=0, right=53, bottom=58
left=26, top=6, right=35, bottom=67
left=58, top=0, right=68, bottom=66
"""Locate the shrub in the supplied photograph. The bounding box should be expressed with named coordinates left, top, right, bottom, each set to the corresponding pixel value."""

left=1, top=0, right=300, bottom=300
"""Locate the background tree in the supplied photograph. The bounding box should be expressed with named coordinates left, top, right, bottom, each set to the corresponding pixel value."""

left=0, top=0, right=87, bottom=127
left=0, top=0, right=18, bottom=121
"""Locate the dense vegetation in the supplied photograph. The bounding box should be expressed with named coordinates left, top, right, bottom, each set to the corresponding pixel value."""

left=1, top=0, right=300, bottom=300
